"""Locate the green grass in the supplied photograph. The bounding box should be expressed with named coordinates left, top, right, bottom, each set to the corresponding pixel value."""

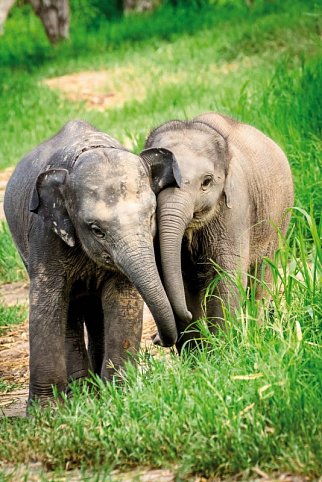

left=0, top=0, right=321, bottom=478
left=0, top=0, right=321, bottom=221
left=0, top=380, right=20, bottom=394
left=0, top=222, right=26, bottom=284
left=0, top=302, right=27, bottom=332
left=0, top=209, right=321, bottom=478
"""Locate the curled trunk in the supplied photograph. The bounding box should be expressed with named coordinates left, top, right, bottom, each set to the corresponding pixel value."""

left=157, top=188, right=193, bottom=323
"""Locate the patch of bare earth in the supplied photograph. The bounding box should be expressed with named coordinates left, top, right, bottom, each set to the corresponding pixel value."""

left=1, top=464, right=313, bottom=482
left=42, top=59, right=252, bottom=114
left=43, top=68, right=147, bottom=111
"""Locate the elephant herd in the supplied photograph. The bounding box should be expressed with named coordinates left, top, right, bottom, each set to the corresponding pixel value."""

left=4, top=113, right=293, bottom=409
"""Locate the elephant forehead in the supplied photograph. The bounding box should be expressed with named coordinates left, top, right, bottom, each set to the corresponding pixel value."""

left=153, top=131, right=220, bottom=177
left=79, top=173, right=155, bottom=222
left=80, top=193, right=155, bottom=232
left=169, top=146, right=215, bottom=181
left=74, top=160, right=150, bottom=198
left=73, top=149, right=149, bottom=188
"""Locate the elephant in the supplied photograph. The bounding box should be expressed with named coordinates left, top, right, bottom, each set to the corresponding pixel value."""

left=142, top=112, right=294, bottom=351
left=4, top=119, right=179, bottom=407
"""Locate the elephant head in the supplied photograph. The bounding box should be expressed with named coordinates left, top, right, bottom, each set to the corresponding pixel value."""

left=30, top=125, right=181, bottom=347
left=142, top=120, right=232, bottom=323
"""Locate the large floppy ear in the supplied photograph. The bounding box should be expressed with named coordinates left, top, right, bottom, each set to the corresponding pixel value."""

left=140, top=147, right=182, bottom=195
left=29, top=169, right=75, bottom=247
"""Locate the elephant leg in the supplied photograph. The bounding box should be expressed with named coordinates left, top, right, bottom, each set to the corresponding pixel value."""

left=100, top=275, right=144, bottom=381
left=28, top=273, right=68, bottom=408
left=83, top=295, right=105, bottom=376
left=65, top=299, right=90, bottom=385
left=252, top=239, right=277, bottom=302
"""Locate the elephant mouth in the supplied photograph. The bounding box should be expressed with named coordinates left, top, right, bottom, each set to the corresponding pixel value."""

left=100, top=251, right=118, bottom=271
left=187, top=212, right=205, bottom=230
left=102, top=252, right=112, bottom=264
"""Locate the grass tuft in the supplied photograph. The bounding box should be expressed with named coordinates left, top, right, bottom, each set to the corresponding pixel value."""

left=0, top=302, right=27, bottom=332
left=0, top=209, right=321, bottom=477
left=0, top=0, right=321, bottom=478
left=0, top=222, right=26, bottom=284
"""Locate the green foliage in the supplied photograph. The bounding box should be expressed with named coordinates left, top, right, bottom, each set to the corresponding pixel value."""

left=0, top=379, right=19, bottom=394
left=0, top=223, right=26, bottom=284
left=0, top=211, right=321, bottom=477
left=225, top=58, right=322, bottom=214
left=0, top=209, right=320, bottom=475
left=72, top=0, right=124, bottom=29
left=0, top=302, right=27, bottom=331
left=0, top=0, right=321, bottom=477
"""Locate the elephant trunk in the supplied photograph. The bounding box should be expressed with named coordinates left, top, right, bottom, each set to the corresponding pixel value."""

left=157, top=188, right=193, bottom=323
left=116, top=238, right=178, bottom=347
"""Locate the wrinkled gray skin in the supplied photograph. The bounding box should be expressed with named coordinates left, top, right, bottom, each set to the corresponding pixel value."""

left=143, top=113, right=294, bottom=352
left=4, top=120, right=179, bottom=407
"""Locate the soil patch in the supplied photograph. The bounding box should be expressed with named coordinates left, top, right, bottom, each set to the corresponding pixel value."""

left=43, top=68, right=147, bottom=111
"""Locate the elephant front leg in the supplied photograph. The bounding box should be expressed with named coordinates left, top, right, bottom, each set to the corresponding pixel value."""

left=101, top=275, right=144, bottom=381
left=28, top=275, right=68, bottom=408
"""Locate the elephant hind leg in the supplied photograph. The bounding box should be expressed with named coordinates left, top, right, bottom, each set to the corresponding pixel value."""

left=83, top=295, right=105, bottom=376
left=251, top=239, right=278, bottom=303
left=65, top=299, right=90, bottom=384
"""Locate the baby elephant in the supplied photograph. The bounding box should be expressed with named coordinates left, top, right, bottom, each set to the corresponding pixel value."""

left=142, top=112, right=294, bottom=351
left=4, top=120, right=179, bottom=407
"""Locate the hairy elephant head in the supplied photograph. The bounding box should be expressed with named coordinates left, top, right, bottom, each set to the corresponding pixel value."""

left=142, top=120, right=232, bottom=323
left=30, top=134, right=181, bottom=347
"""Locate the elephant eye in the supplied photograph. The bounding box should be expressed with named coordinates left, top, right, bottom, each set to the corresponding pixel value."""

left=201, top=175, right=213, bottom=190
left=90, top=223, right=105, bottom=238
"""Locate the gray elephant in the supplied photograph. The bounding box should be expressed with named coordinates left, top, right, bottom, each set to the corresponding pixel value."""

left=142, top=112, right=294, bottom=351
left=4, top=120, right=179, bottom=406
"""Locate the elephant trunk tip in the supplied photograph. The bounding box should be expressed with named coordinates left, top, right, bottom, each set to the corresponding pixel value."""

left=183, top=310, right=193, bottom=323
left=161, top=329, right=178, bottom=347
left=171, top=303, right=193, bottom=324
left=152, top=332, right=177, bottom=347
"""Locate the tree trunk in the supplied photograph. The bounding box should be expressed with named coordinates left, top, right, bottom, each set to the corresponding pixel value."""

left=0, top=0, right=16, bottom=34
left=29, top=0, right=69, bottom=43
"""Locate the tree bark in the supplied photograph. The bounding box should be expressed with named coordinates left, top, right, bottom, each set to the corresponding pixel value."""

left=28, top=0, right=69, bottom=43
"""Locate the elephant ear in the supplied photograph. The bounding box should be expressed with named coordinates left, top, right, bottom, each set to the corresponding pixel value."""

left=223, top=142, right=234, bottom=209
left=224, top=166, right=233, bottom=209
left=29, top=169, right=75, bottom=247
left=140, top=147, right=182, bottom=194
